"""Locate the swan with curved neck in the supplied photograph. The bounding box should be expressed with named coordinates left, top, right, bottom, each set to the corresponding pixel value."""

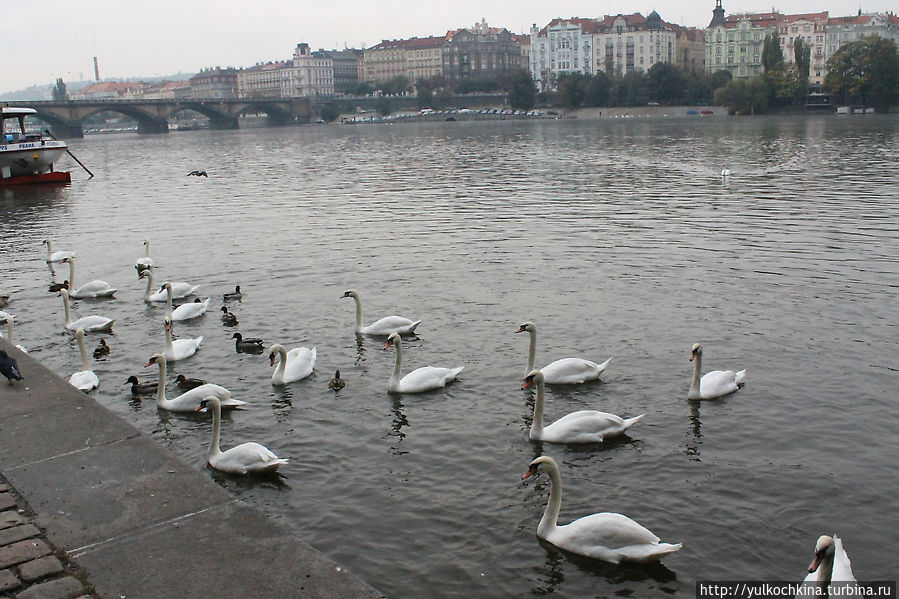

left=267, top=343, right=316, bottom=385
left=341, top=289, right=421, bottom=336
left=135, top=239, right=155, bottom=273
left=516, top=321, right=611, bottom=384
left=384, top=332, right=463, bottom=393
left=42, top=239, right=75, bottom=263
left=68, top=328, right=99, bottom=391
left=62, top=257, right=116, bottom=299
left=144, top=353, right=244, bottom=411
left=159, top=282, right=209, bottom=321
left=801, top=534, right=856, bottom=591
left=140, top=269, right=199, bottom=302
left=522, top=456, right=682, bottom=563
left=524, top=370, right=643, bottom=443
left=687, top=343, right=746, bottom=400
left=195, top=396, right=287, bottom=474
left=162, top=316, right=203, bottom=361
left=59, top=289, right=114, bottom=332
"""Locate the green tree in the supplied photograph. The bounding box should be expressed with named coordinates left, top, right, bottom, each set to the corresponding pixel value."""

left=794, top=38, right=811, bottom=83
left=825, top=36, right=899, bottom=112
left=416, top=79, right=434, bottom=109
left=647, top=63, right=685, bottom=104
left=714, top=76, right=770, bottom=114
left=51, top=78, right=68, bottom=102
left=508, top=69, right=536, bottom=111
left=614, top=71, right=648, bottom=106
left=762, top=33, right=784, bottom=72
left=557, top=73, right=586, bottom=108
left=318, top=102, right=349, bottom=122
left=375, top=96, right=393, bottom=116
left=584, top=71, right=611, bottom=106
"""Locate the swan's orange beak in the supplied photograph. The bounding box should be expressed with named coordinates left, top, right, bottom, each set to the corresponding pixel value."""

left=689, top=352, right=695, bottom=362
left=144, top=360, right=153, bottom=368
left=522, top=465, right=537, bottom=480
left=808, top=553, right=821, bottom=573
left=521, top=380, right=532, bottom=390
left=515, top=326, right=526, bottom=333
left=384, top=340, right=393, bottom=350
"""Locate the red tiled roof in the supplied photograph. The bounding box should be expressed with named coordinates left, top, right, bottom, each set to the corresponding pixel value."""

left=779, top=12, right=829, bottom=23
left=536, top=18, right=601, bottom=36
left=722, top=12, right=781, bottom=28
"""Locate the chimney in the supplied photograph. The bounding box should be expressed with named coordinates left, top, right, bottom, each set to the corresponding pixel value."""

left=93, top=57, right=100, bottom=81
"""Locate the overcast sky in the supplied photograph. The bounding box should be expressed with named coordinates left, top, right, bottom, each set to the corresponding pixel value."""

left=3, top=0, right=894, bottom=93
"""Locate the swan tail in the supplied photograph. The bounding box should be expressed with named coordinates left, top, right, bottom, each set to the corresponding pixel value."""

left=734, top=369, right=747, bottom=388
left=405, top=320, right=422, bottom=334
left=196, top=336, right=204, bottom=347
left=623, top=414, right=645, bottom=429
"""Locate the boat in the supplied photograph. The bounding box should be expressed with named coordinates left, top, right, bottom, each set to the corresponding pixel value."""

left=1, top=107, right=70, bottom=185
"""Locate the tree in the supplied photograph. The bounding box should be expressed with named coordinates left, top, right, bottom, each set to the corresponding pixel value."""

left=557, top=73, right=586, bottom=108
left=714, top=76, right=770, bottom=114
left=508, top=69, right=536, bottom=111
left=375, top=96, right=393, bottom=116
left=416, top=80, right=434, bottom=109
left=762, top=33, right=784, bottom=73
left=794, top=38, right=811, bottom=83
left=51, top=78, right=68, bottom=102
left=584, top=71, right=611, bottom=106
left=647, top=63, right=685, bottom=104
left=825, top=37, right=899, bottom=112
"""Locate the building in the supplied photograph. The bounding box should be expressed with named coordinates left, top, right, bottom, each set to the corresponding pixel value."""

left=237, top=61, right=289, bottom=99
left=186, top=67, right=237, bottom=99
left=529, top=18, right=599, bottom=91
left=322, top=49, right=364, bottom=93
left=593, top=12, right=680, bottom=76
left=405, top=36, right=444, bottom=82
left=778, top=13, right=829, bottom=86
left=363, top=36, right=443, bottom=84
left=671, top=24, right=707, bottom=74
left=705, top=0, right=780, bottom=79
left=140, top=80, right=191, bottom=100
left=285, top=43, right=334, bottom=97
left=71, top=81, right=142, bottom=100
left=442, top=19, right=524, bottom=81
left=826, top=12, right=899, bottom=56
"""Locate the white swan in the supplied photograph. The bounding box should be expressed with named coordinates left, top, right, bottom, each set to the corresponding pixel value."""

left=721, top=165, right=730, bottom=177
left=162, top=316, right=202, bottom=361
left=68, top=328, right=99, bottom=391
left=522, top=456, right=682, bottom=563
left=687, top=343, right=746, bottom=400
left=267, top=343, right=316, bottom=385
left=516, top=322, right=611, bottom=384
left=145, top=353, right=245, bottom=412
left=384, top=332, right=463, bottom=393
left=341, top=289, right=421, bottom=336
left=59, top=289, right=114, bottom=332
left=62, top=256, right=116, bottom=299
left=1, top=314, right=27, bottom=353
left=134, top=239, right=155, bottom=272
left=196, top=396, right=288, bottom=474
left=140, top=269, right=199, bottom=302
left=799, top=535, right=856, bottom=595
left=524, top=370, right=643, bottom=443
left=42, top=239, right=75, bottom=263
left=159, top=281, right=209, bottom=321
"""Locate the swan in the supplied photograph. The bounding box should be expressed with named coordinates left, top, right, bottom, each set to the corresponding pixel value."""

left=145, top=353, right=244, bottom=412
left=721, top=165, right=730, bottom=177
left=125, top=375, right=158, bottom=395
left=1, top=314, right=28, bottom=353
left=267, top=343, right=316, bottom=385
left=329, top=370, right=345, bottom=391
left=341, top=289, right=421, bottom=336
left=384, top=332, right=463, bottom=393
left=522, top=456, right=682, bottom=563
left=687, top=343, right=746, bottom=400
left=162, top=316, right=202, bottom=361
left=524, top=370, right=644, bottom=443
left=61, top=257, right=116, bottom=299
left=196, top=396, right=287, bottom=474
left=161, top=282, right=209, bottom=321
left=516, top=322, right=611, bottom=384
left=42, top=239, right=75, bottom=263
left=68, top=328, right=99, bottom=391
left=140, top=269, right=199, bottom=302
left=800, top=534, right=856, bottom=593
left=59, top=289, right=114, bottom=332
left=134, top=239, right=155, bottom=273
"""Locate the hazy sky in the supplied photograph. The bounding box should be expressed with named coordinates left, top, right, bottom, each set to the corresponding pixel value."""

left=3, top=0, right=893, bottom=93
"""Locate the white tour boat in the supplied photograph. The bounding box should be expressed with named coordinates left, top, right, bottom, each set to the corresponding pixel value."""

left=1, top=107, right=69, bottom=183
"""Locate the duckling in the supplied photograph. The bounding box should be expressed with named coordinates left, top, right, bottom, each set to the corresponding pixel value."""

left=329, top=369, right=346, bottom=391
left=220, top=306, right=238, bottom=326
left=232, top=332, right=264, bottom=353
left=125, top=375, right=158, bottom=395
left=93, top=338, right=111, bottom=359
left=223, top=285, right=242, bottom=301
left=174, top=373, right=205, bottom=390
left=48, top=280, right=69, bottom=293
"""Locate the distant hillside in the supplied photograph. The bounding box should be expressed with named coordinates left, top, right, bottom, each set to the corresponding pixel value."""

left=1, top=73, right=194, bottom=101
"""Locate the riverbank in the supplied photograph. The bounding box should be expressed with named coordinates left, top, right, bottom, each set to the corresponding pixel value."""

left=0, top=340, right=383, bottom=599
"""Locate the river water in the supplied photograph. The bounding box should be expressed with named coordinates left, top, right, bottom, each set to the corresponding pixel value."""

left=1, top=114, right=897, bottom=597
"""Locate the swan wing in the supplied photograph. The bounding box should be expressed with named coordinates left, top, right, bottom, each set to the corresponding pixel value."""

left=69, top=370, right=99, bottom=391
left=67, top=316, right=114, bottom=332
left=283, top=347, right=316, bottom=382
left=542, top=410, right=629, bottom=443
left=362, top=316, right=420, bottom=335
left=548, top=512, right=667, bottom=562
left=699, top=369, right=744, bottom=399
left=169, top=283, right=200, bottom=298
left=168, top=337, right=203, bottom=360
left=48, top=250, right=75, bottom=262
left=397, top=366, right=463, bottom=393
left=832, top=535, right=856, bottom=583
left=541, top=357, right=611, bottom=384
left=73, top=280, right=116, bottom=298
left=171, top=298, right=209, bottom=321
left=214, top=442, right=287, bottom=474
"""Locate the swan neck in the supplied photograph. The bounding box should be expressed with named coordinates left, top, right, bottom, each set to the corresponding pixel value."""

left=527, top=329, right=537, bottom=374
left=530, top=378, right=545, bottom=438
left=538, top=464, right=563, bottom=538
left=45, top=240, right=53, bottom=258
left=143, top=271, right=153, bottom=301
left=353, top=296, right=363, bottom=331
left=391, top=339, right=403, bottom=383
left=61, top=293, right=72, bottom=324
left=165, top=284, right=173, bottom=318
left=6, top=318, right=13, bottom=344
left=155, top=358, right=168, bottom=407
left=817, top=552, right=835, bottom=588
left=689, top=353, right=702, bottom=399
left=77, top=333, right=91, bottom=371
left=165, top=324, right=174, bottom=352
left=144, top=241, right=151, bottom=257
left=208, top=402, right=222, bottom=459
left=66, top=259, right=76, bottom=288
left=274, top=346, right=287, bottom=380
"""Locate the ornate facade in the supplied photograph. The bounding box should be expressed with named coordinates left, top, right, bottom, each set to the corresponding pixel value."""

left=236, top=61, right=289, bottom=99
left=705, top=1, right=779, bottom=79
left=778, top=13, right=829, bottom=86
left=286, top=43, right=334, bottom=97
left=443, top=19, right=523, bottom=81
left=186, top=67, right=237, bottom=99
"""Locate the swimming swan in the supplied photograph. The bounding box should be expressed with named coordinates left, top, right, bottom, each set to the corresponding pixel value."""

left=341, top=289, right=421, bottom=336
left=42, top=239, right=75, bottom=263
left=135, top=239, right=155, bottom=273
left=687, top=343, right=746, bottom=400
left=196, top=396, right=287, bottom=474
left=145, top=353, right=245, bottom=412
left=516, top=322, right=611, bottom=384
left=62, top=257, right=116, bottom=299
left=159, top=282, right=209, bottom=321
left=267, top=343, right=316, bottom=385
left=140, top=269, right=199, bottom=302
left=799, top=534, right=856, bottom=593
left=161, top=316, right=202, bottom=361
left=58, top=289, right=115, bottom=333
left=68, top=328, right=99, bottom=391
left=524, top=370, right=643, bottom=443
left=384, top=332, right=463, bottom=393
left=522, top=456, right=682, bottom=563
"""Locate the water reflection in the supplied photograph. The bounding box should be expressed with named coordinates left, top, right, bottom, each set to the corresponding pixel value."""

left=536, top=538, right=679, bottom=586
left=685, top=400, right=703, bottom=460
left=271, top=387, right=293, bottom=421
left=386, top=394, right=408, bottom=455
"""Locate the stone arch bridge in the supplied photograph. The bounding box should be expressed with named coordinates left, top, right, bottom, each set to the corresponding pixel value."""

left=17, top=98, right=312, bottom=138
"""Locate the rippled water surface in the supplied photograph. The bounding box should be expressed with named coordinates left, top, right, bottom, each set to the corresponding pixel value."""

left=2, top=114, right=898, bottom=597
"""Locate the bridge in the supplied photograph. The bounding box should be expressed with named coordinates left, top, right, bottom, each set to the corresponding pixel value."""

left=15, top=98, right=312, bottom=138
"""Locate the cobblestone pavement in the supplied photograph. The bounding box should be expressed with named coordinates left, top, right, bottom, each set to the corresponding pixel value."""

left=0, top=476, right=94, bottom=599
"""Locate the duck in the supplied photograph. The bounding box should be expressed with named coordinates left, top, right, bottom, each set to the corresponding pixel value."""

left=220, top=306, right=238, bottom=326
left=0, top=349, right=23, bottom=384
left=59, top=289, right=115, bottom=333
left=223, top=285, right=242, bottom=301
left=801, top=534, right=856, bottom=591
left=145, top=353, right=245, bottom=412
left=516, top=322, right=611, bottom=384
left=687, top=343, right=746, bottom=400
left=267, top=343, right=316, bottom=385
left=232, top=332, right=264, bottom=353
left=340, top=289, right=421, bottom=336
left=134, top=239, right=155, bottom=273
left=329, top=370, right=345, bottom=391
left=195, top=396, right=287, bottom=474
left=93, top=338, right=110, bottom=359
left=125, top=375, right=158, bottom=395
left=523, top=370, right=643, bottom=443
left=62, top=257, right=116, bottom=299
left=68, top=328, right=99, bottom=391
left=1, top=314, right=28, bottom=354
left=522, top=456, right=682, bottom=563
left=42, top=239, right=75, bottom=263
left=140, top=269, right=199, bottom=302
left=48, top=280, right=69, bottom=293
left=174, top=373, right=206, bottom=390
left=162, top=316, right=203, bottom=361
left=384, top=332, right=463, bottom=393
